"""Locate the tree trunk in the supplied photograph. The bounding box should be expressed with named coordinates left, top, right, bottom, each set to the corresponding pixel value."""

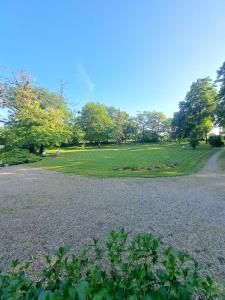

left=205, top=131, right=208, bottom=144
left=29, top=145, right=36, bottom=154
left=39, top=145, right=45, bottom=155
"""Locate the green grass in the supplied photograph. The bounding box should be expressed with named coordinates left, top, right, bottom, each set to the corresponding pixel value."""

left=217, top=148, right=225, bottom=172
left=31, top=143, right=218, bottom=178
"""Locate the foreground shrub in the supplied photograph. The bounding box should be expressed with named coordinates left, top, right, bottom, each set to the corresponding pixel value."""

left=0, top=230, right=224, bottom=299
left=208, top=135, right=224, bottom=147
left=0, top=148, right=41, bottom=166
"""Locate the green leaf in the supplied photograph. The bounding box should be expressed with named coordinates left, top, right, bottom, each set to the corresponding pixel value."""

left=76, top=280, right=89, bottom=300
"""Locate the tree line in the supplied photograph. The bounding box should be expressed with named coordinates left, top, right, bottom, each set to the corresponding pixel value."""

left=0, top=61, right=225, bottom=153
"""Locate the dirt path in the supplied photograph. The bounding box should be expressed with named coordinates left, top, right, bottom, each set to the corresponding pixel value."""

left=0, top=151, right=225, bottom=280
left=198, top=148, right=225, bottom=175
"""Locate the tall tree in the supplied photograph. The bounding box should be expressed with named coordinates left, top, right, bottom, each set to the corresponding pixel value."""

left=171, top=111, right=187, bottom=143
left=173, top=77, right=218, bottom=144
left=0, top=72, right=71, bottom=153
left=216, top=62, right=225, bottom=127
left=79, top=102, right=112, bottom=145
left=123, top=117, right=138, bottom=141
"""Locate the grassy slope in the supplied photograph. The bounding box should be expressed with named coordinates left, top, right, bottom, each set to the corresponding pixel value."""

left=30, top=143, right=218, bottom=178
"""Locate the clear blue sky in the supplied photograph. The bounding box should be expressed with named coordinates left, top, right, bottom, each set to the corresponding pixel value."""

left=1, top=0, right=225, bottom=117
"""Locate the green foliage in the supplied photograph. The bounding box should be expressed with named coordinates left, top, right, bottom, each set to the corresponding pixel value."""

left=135, top=111, right=169, bottom=143
left=208, top=135, right=224, bottom=147
left=172, top=77, right=218, bottom=143
left=0, top=230, right=224, bottom=299
left=216, top=62, right=225, bottom=127
left=0, top=127, right=7, bottom=145
left=0, top=73, right=72, bottom=153
left=189, top=132, right=200, bottom=150
left=0, top=148, right=41, bottom=165
left=79, top=102, right=113, bottom=144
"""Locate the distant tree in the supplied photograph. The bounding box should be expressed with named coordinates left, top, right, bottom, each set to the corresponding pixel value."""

left=106, top=106, right=129, bottom=143
left=135, top=111, right=170, bottom=143
left=80, top=102, right=112, bottom=145
left=114, top=110, right=126, bottom=144
left=135, top=112, right=149, bottom=143
left=68, top=110, right=85, bottom=145
left=216, top=62, right=225, bottom=127
left=123, top=117, right=138, bottom=141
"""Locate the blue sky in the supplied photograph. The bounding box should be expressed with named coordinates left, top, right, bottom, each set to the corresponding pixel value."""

left=0, top=0, right=225, bottom=117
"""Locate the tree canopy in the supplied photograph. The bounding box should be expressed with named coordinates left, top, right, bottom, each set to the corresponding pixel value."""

left=0, top=72, right=71, bottom=153
left=172, top=77, right=218, bottom=144
left=216, top=62, right=225, bottom=127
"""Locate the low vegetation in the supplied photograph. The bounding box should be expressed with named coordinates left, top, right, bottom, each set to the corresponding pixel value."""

left=0, top=230, right=224, bottom=300
left=31, top=143, right=217, bottom=178
left=208, top=135, right=224, bottom=147
left=0, top=148, right=41, bottom=166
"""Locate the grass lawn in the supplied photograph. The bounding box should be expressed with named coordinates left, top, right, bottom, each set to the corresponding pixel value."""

left=30, top=143, right=218, bottom=178
left=218, top=148, right=225, bottom=172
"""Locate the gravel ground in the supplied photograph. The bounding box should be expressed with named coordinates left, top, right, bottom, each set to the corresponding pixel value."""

left=0, top=149, right=225, bottom=280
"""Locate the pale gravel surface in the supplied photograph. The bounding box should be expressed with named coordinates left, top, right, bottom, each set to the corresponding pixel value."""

left=0, top=149, right=225, bottom=279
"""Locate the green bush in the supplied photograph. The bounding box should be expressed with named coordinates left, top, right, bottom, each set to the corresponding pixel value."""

left=208, top=135, right=224, bottom=147
left=0, top=230, right=224, bottom=299
left=0, top=148, right=41, bottom=166
left=189, top=132, right=200, bottom=150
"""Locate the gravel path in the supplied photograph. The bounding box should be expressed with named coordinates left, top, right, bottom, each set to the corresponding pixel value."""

left=0, top=150, right=225, bottom=280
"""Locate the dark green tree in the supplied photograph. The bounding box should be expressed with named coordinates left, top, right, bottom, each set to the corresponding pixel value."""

left=173, top=77, right=218, bottom=145
left=216, top=62, right=225, bottom=126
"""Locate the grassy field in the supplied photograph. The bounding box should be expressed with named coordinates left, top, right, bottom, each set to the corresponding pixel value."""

left=30, top=143, right=218, bottom=178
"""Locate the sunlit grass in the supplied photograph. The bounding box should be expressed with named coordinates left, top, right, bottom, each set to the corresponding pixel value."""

left=31, top=143, right=218, bottom=178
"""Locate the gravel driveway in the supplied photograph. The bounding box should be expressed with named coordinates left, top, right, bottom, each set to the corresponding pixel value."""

left=0, top=150, right=225, bottom=280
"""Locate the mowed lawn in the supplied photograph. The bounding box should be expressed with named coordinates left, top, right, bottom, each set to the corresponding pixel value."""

left=30, top=143, right=218, bottom=178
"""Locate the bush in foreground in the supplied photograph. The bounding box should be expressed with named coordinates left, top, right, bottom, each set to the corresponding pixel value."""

left=0, top=148, right=41, bottom=166
left=0, top=230, right=224, bottom=299
left=208, top=135, right=224, bottom=147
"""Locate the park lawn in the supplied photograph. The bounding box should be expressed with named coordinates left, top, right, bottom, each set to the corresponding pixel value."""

left=30, top=143, right=218, bottom=178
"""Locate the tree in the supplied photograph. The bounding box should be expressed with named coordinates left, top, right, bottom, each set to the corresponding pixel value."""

left=173, top=77, right=218, bottom=145
left=0, top=72, right=71, bottom=154
left=171, top=111, right=188, bottom=143
left=68, top=110, right=85, bottom=145
left=216, top=62, right=225, bottom=126
left=114, top=110, right=125, bottom=144
left=79, top=102, right=112, bottom=145
left=135, top=112, right=149, bottom=143
left=106, top=106, right=128, bottom=143
left=135, top=111, right=170, bottom=143
left=123, top=117, right=138, bottom=141
left=189, top=131, right=200, bottom=150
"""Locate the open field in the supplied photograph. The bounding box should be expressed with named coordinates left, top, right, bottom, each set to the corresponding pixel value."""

left=31, top=143, right=218, bottom=177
